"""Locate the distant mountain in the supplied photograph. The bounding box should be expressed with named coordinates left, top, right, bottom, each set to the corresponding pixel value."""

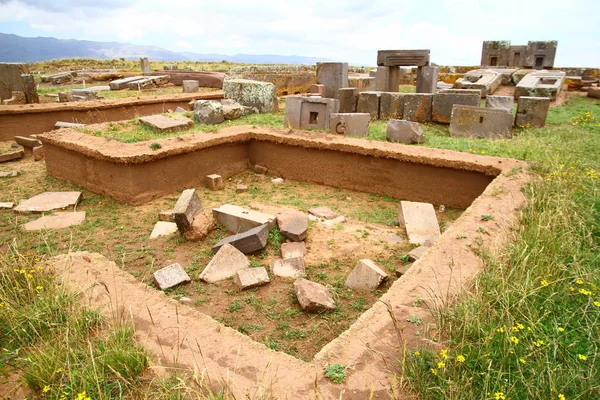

left=0, top=33, right=334, bottom=64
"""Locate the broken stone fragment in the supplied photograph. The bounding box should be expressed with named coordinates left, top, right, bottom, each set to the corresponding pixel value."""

left=386, top=119, right=425, bottom=144
left=321, top=215, right=346, bottom=228
left=281, top=242, right=307, bottom=259
left=234, top=267, right=270, bottom=290
left=149, top=221, right=178, bottom=239
left=22, top=211, right=86, bottom=231
left=153, top=262, right=191, bottom=290
left=32, top=145, right=44, bottom=161
left=398, top=200, right=441, bottom=245
left=173, top=188, right=202, bottom=233
left=158, top=210, right=175, bottom=222
left=199, top=243, right=250, bottom=283
left=14, top=136, right=42, bottom=148
left=407, top=245, right=429, bottom=262
left=254, top=164, right=268, bottom=174
left=293, top=278, right=336, bottom=313
left=236, top=184, right=248, bottom=193
left=54, top=121, right=85, bottom=129
left=193, top=100, right=225, bottom=124
left=277, top=210, right=308, bottom=242
left=0, top=149, right=24, bottom=164
left=271, top=178, right=284, bottom=184
left=395, top=263, right=412, bottom=277
left=139, top=114, right=193, bottom=133
left=205, top=174, right=223, bottom=190
left=308, top=206, right=338, bottom=220
left=212, top=223, right=269, bottom=254
left=0, top=202, right=14, bottom=209
left=269, top=257, right=305, bottom=278
left=14, top=191, right=82, bottom=214
left=345, top=259, right=388, bottom=291
left=183, top=210, right=214, bottom=241
left=213, top=204, right=275, bottom=234
left=0, top=170, right=19, bottom=178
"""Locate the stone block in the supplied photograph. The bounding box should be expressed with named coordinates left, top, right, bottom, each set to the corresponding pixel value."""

left=345, top=259, right=388, bottom=291
left=14, top=192, right=82, bottom=214
left=0, top=149, right=24, bottom=163
left=449, top=105, right=513, bottom=139
left=270, top=257, right=305, bottom=278
left=184, top=210, right=214, bottom=241
left=271, top=178, right=284, bottom=184
left=193, top=100, right=224, bottom=124
left=149, top=221, right=179, bottom=239
left=486, top=95, right=514, bottom=112
left=173, top=189, right=202, bottom=233
left=329, top=113, right=370, bottom=137
left=386, top=119, right=424, bottom=144
left=22, top=211, right=86, bottom=231
left=455, top=70, right=502, bottom=97
left=153, top=263, right=191, bottom=290
left=158, top=210, right=175, bottom=222
left=140, top=57, right=150, bottom=74
left=379, top=92, right=404, bottom=120
left=281, top=242, right=307, bottom=259
left=357, top=91, right=381, bottom=120
left=58, top=92, right=73, bottom=102
left=223, top=79, right=278, bottom=113
left=398, top=201, right=441, bottom=245
left=212, top=223, right=269, bottom=254
left=515, top=96, right=551, bottom=128
left=139, top=114, right=193, bottom=132
left=236, top=184, right=248, bottom=193
left=284, top=96, right=339, bottom=130
left=200, top=243, right=250, bottom=283
left=0, top=202, right=14, bottom=209
left=308, top=206, right=338, bottom=220
left=54, top=121, right=85, bottom=129
left=32, top=145, right=44, bottom=161
left=375, top=66, right=401, bottom=92
left=316, top=62, right=348, bottom=99
left=395, top=264, right=412, bottom=277
left=234, top=267, right=270, bottom=290
left=512, top=69, right=533, bottom=85
left=515, top=70, right=565, bottom=100
left=254, top=164, right=268, bottom=174
left=377, top=50, right=430, bottom=67
left=182, top=80, right=200, bottom=93
left=21, top=74, right=39, bottom=104
left=213, top=204, right=275, bottom=233
left=309, top=84, right=325, bottom=96
left=277, top=210, right=308, bottom=242
left=432, top=92, right=480, bottom=123
left=0, top=170, right=19, bottom=178
left=293, top=279, right=336, bottom=313
left=589, top=87, right=600, bottom=99
left=416, top=66, right=439, bottom=94
left=338, top=87, right=358, bottom=113
left=407, top=245, right=429, bottom=262
left=0, top=63, right=24, bottom=101
left=2, top=91, right=26, bottom=105
left=205, top=174, right=223, bottom=190
left=403, top=93, right=433, bottom=123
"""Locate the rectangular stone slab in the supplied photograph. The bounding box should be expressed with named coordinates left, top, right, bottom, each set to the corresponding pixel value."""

left=212, top=223, right=269, bottom=254
left=173, top=189, right=202, bottom=233
left=377, top=50, right=430, bottom=67
left=14, top=191, right=82, bottom=214
left=54, top=121, right=86, bottom=129
left=213, top=204, right=275, bottom=234
left=149, top=221, right=178, bottom=239
left=432, top=93, right=480, bottom=124
left=398, top=201, right=440, bottom=245
left=200, top=243, right=250, bottom=282
left=14, top=136, right=42, bottom=148
left=153, top=262, right=191, bottom=290
left=139, top=115, right=193, bottom=133
left=22, top=211, right=86, bottom=230
left=234, top=267, right=270, bottom=290
left=449, top=105, right=513, bottom=139
left=0, top=149, right=24, bottom=163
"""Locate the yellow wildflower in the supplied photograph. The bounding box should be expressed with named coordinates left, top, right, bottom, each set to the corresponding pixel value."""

left=414, top=351, right=420, bottom=356
left=541, top=279, right=549, bottom=286
left=594, top=301, right=600, bottom=307
left=440, top=349, right=448, bottom=360
left=42, top=385, right=51, bottom=393
left=576, top=279, right=584, bottom=285
left=519, top=358, right=526, bottom=364
left=558, top=327, right=565, bottom=332
left=579, top=289, right=592, bottom=295
left=0, top=302, right=4, bottom=308
left=558, top=394, right=566, bottom=400
left=534, top=339, right=544, bottom=347
left=578, top=354, right=587, bottom=361
left=430, top=368, right=438, bottom=375
left=437, top=361, right=445, bottom=369
left=55, top=368, right=63, bottom=373
left=497, top=327, right=505, bottom=333
left=36, top=286, right=43, bottom=291
left=456, top=355, right=466, bottom=363
left=495, top=392, right=506, bottom=400
left=510, top=336, right=519, bottom=344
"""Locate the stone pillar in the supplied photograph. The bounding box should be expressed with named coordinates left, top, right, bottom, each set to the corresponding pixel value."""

left=375, top=66, right=400, bottom=92
left=316, top=62, right=348, bottom=99
left=416, top=66, right=439, bottom=94
left=21, top=74, right=39, bottom=104
left=140, top=57, right=150, bottom=75
left=338, top=88, right=358, bottom=113
left=0, top=63, right=25, bottom=101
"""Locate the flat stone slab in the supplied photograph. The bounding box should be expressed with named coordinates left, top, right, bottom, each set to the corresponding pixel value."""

left=14, top=136, right=42, bottom=148
left=54, top=121, right=85, bottom=129
left=0, top=202, right=15, bottom=209
left=277, top=211, right=308, bottom=242
left=449, top=105, right=513, bottom=139
left=14, top=191, right=82, bottom=214
left=308, top=206, right=338, bottom=220
left=281, top=242, right=307, bottom=259
left=0, top=170, right=19, bottom=178
left=139, top=115, right=193, bottom=133
left=399, top=201, right=441, bottom=245
left=213, top=204, right=275, bottom=234
left=173, top=189, right=202, bottom=233
left=0, top=149, right=24, bottom=163
left=158, top=210, right=175, bottom=222
left=345, top=259, right=388, bottom=291
left=22, top=211, right=86, bottom=231
left=329, top=113, right=370, bottom=137
left=149, top=221, right=178, bottom=239
left=293, top=278, right=336, bottom=313
left=407, top=245, right=430, bottom=262
left=486, top=95, right=513, bottom=112
left=199, top=243, right=250, bottom=283
left=515, top=96, right=551, bottom=128
left=212, top=223, right=269, bottom=254
left=234, top=267, right=270, bottom=290
left=386, top=119, right=425, bottom=144
left=270, top=257, right=305, bottom=278
left=153, top=262, right=191, bottom=291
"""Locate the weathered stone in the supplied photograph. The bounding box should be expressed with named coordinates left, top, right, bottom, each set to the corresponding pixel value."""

left=206, top=174, right=223, bottom=190
left=386, top=119, right=425, bottom=144
left=22, top=211, right=86, bottom=231
left=293, top=278, right=336, bottom=313
left=270, top=257, right=305, bottom=278
left=375, top=66, right=401, bottom=92
left=222, top=104, right=242, bottom=120
left=432, top=92, right=480, bottom=123
left=212, top=223, right=269, bottom=254
left=254, top=165, right=268, bottom=174
left=173, top=189, right=202, bottom=233
left=2, top=91, right=26, bottom=105
left=54, top=121, right=85, bottom=129
left=377, top=50, right=430, bottom=67
left=140, top=114, right=193, bottom=132
left=213, top=204, right=275, bottom=233
left=309, top=84, right=325, bottom=96
left=277, top=211, right=308, bottom=242
left=345, top=259, right=388, bottom=291
left=199, top=243, right=250, bottom=283
left=403, top=93, right=433, bottom=123
left=416, top=66, right=439, bottom=94
left=193, top=100, right=224, bottom=124
left=32, top=145, right=44, bottom=161
left=281, top=242, right=307, bottom=259
left=184, top=210, right=214, bottom=241
left=234, top=267, right=270, bottom=290
left=316, top=62, right=348, bottom=99
left=182, top=80, right=200, bottom=93
left=21, top=74, right=39, bottom=104
left=149, top=221, right=178, bottom=239
left=395, top=264, right=412, bottom=277
left=486, top=96, right=513, bottom=112
left=329, top=113, right=370, bottom=137
left=284, top=96, right=339, bottom=130
left=140, top=57, right=150, bottom=74
left=588, top=87, right=600, bottom=99
left=57, top=92, right=73, bottom=102
left=357, top=91, right=381, bottom=120
left=0, top=202, right=14, bottom=209
left=338, top=87, right=358, bottom=113
left=515, top=96, right=551, bottom=128
left=158, top=210, right=175, bottom=222
left=481, top=41, right=511, bottom=66
left=524, top=41, right=558, bottom=69
left=153, top=262, right=191, bottom=290
left=0, top=63, right=24, bottom=101
left=0, top=149, right=24, bottom=163
left=175, top=106, right=187, bottom=113
left=455, top=70, right=502, bottom=97
left=14, top=192, right=82, bottom=214
left=321, top=215, right=346, bottom=229
left=379, top=92, right=404, bottom=120
left=398, top=201, right=441, bottom=245
left=308, top=206, right=338, bottom=220
left=512, top=69, right=534, bottom=85
left=515, top=70, right=565, bottom=100
left=407, top=245, right=429, bottom=262
left=349, top=76, right=376, bottom=92
left=449, top=105, right=513, bottom=139
left=0, top=170, right=19, bottom=178
left=223, top=79, right=278, bottom=113
left=271, top=178, right=284, bottom=184
left=236, top=184, right=248, bottom=193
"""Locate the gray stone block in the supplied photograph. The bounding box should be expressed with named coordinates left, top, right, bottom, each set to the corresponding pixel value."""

left=338, top=87, right=358, bottom=113
left=515, top=70, right=565, bottom=100
left=515, top=96, right=551, bottom=128
left=173, top=189, right=202, bottom=233
left=234, top=267, right=270, bottom=290
left=449, top=105, right=513, bottom=139
left=316, top=62, right=348, bottom=99
left=403, top=93, right=433, bottom=123
left=14, top=191, right=82, bottom=214
left=205, top=174, right=223, bottom=190
left=270, top=257, right=305, bottom=278
left=357, top=91, right=381, bottom=120
left=223, top=79, right=278, bottom=113
left=308, top=206, right=338, bottom=220
left=375, top=66, right=400, bottom=92
left=432, top=92, right=480, bottom=124
left=153, top=263, right=191, bottom=290
left=329, top=113, right=370, bottom=137
left=193, top=100, right=224, bottom=124
left=54, top=121, right=85, bottom=129
left=277, top=211, right=308, bottom=242
left=139, top=114, right=193, bottom=132
left=486, top=96, right=513, bottom=112
left=182, top=80, right=200, bottom=93
left=199, top=243, right=250, bottom=283
left=416, top=66, right=439, bottom=94
left=407, top=245, right=429, bottom=262
left=212, top=223, right=269, bottom=254
left=379, top=92, right=404, bottom=120
left=377, top=50, right=430, bottom=67
left=398, top=201, right=441, bottom=245
left=293, top=278, right=336, bottom=313
left=284, top=96, right=339, bottom=130
left=455, top=70, right=502, bottom=97
left=14, top=136, right=41, bottom=148
left=386, top=119, right=424, bottom=144
left=213, top=204, right=275, bottom=233
left=140, top=57, right=150, bottom=74
left=345, top=259, right=388, bottom=291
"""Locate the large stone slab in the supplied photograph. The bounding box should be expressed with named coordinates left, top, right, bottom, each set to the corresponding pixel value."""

left=13, top=136, right=41, bottom=148
left=403, top=93, right=433, bottom=123
left=379, top=92, right=404, bottom=120
left=357, top=91, right=381, bottom=120
left=293, top=279, right=336, bottom=313
left=329, top=113, right=370, bottom=137
left=515, top=70, right=565, bottom=100
left=199, top=243, right=250, bottom=283
left=386, top=119, right=424, bottom=144
left=270, top=257, right=305, bottom=278
left=277, top=211, right=308, bottom=242
left=308, top=206, right=338, bottom=220
left=432, top=92, right=480, bottom=123
left=173, top=189, right=202, bottom=233
left=375, top=66, right=400, bottom=92
left=455, top=70, right=502, bottom=98
left=184, top=210, right=214, bottom=241
left=281, top=242, right=307, bottom=259
left=139, top=115, right=193, bottom=132
left=515, top=96, right=551, bottom=128
left=0, top=149, right=24, bottom=163
left=377, top=50, right=430, bottom=67
left=398, top=201, right=440, bottom=245
left=213, top=204, right=275, bottom=234
left=316, top=62, right=348, bottom=99
left=54, top=121, right=86, bottom=129
left=193, top=100, right=224, bottom=124
left=223, top=79, right=278, bottom=113
left=284, top=96, right=339, bottom=130
left=234, top=267, right=270, bottom=290
left=449, top=105, right=513, bottom=139
left=415, top=66, right=439, bottom=94
left=345, top=259, right=388, bottom=291
left=212, top=223, right=269, bottom=254
left=22, top=211, right=86, bottom=231
left=153, top=263, right=191, bottom=290
left=149, top=221, right=178, bottom=239
left=587, top=87, right=600, bottom=99
left=338, top=87, right=358, bottom=113
left=486, top=95, right=513, bottom=112
left=14, top=192, right=82, bottom=214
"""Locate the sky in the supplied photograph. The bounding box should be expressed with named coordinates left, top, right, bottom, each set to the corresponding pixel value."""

left=0, top=0, right=598, bottom=67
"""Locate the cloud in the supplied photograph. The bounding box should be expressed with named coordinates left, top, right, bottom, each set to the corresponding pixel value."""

left=0, top=0, right=134, bottom=13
